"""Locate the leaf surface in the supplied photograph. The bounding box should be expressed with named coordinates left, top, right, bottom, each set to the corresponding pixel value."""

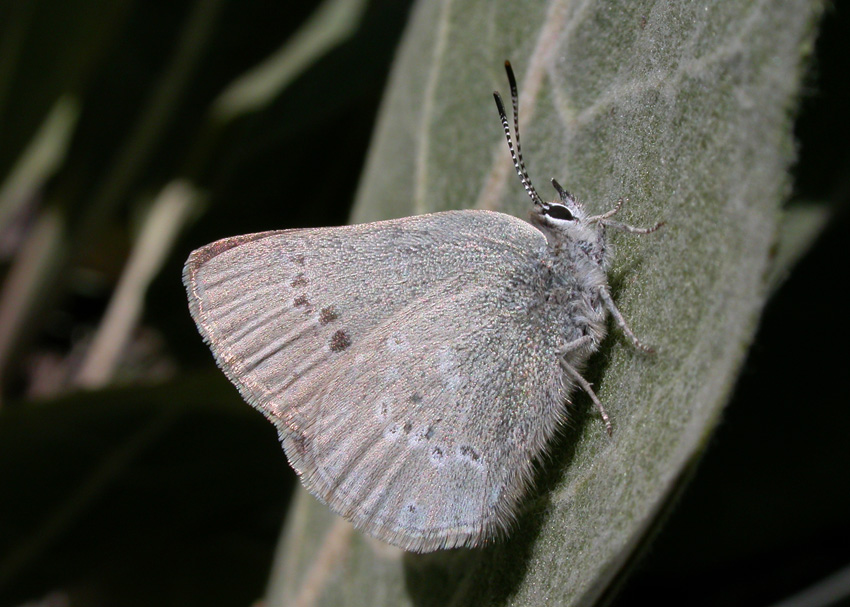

left=267, top=1, right=823, bottom=605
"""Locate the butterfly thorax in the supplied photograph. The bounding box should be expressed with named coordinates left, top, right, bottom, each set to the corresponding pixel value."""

left=531, top=198, right=610, bottom=352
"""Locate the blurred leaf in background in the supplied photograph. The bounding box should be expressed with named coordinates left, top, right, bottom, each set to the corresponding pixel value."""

left=0, top=0, right=414, bottom=604
left=1, top=0, right=848, bottom=606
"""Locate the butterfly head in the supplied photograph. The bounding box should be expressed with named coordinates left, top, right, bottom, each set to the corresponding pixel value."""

left=530, top=179, right=606, bottom=261
left=493, top=62, right=605, bottom=259
left=493, top=61, right=659, bottom=266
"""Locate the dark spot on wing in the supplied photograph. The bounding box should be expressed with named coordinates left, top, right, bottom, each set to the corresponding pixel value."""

left=460, top=446, right=480, bottom=461
left=409, top=392, right=422, bottom=403
left=291, top=433, right=309, bottom=456
left=319, top=306, right=339, bottom=325
left=407, top=504, right=416, bottom=513
left=294, top=295, right=310, bottom=307
left=291, top=274, right=309, bottom=288
left=432, top=447, right=443, bottom=460
left=403, top=421, right=412, bottom=434
left=422, top=418, right=441, bottom=440
left=330, top=329, right=351, bottom=352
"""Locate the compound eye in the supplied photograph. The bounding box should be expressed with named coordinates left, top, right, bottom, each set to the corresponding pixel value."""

left=545, top=204, right=574, bottom=221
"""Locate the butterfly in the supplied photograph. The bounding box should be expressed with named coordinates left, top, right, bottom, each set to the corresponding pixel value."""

left=183, top=61, right=663, bottom=552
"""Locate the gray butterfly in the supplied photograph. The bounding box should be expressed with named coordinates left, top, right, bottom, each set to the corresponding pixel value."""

left=183, top=61, right=662, bottom=552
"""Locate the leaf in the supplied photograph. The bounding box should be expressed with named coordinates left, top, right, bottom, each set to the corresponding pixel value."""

left=0, top=372, right=291, bottom=605
left=265, top=0, right=824, bottom=605
left=210, top=0, right=370, bottom=121
left=767, top=199, right=834, bottom=292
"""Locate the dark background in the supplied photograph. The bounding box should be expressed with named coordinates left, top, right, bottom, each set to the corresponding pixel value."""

left=0, top=1, right=847, bottom=605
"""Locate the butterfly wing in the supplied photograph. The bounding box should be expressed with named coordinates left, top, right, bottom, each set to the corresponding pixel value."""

left=184, top=210, right=570, bottom=551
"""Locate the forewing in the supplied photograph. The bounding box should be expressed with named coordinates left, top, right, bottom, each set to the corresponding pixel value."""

left=184, top=210, right=565, bottom=551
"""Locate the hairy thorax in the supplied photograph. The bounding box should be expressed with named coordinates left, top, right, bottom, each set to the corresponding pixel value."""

left=537, top=237, right=609, bottom=354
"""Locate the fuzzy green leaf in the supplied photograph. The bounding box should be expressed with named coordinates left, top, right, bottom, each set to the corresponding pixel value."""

left=266, top=1, right=823, bottom=605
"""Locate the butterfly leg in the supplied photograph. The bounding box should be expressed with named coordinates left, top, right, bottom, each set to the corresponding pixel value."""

left=588, top=197, right=665, bottom=234
left=558, top=335, right=593, bottom=353
left=587, top=197, right=624, bottom=222
left=559, top=357, right=613, bottom=436
left=599, top=288, right=655, bottom=353
left=604, top=219, right=665, bottom=234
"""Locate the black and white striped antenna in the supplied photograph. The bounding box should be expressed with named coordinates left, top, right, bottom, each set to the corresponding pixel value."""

left=493, top=60, right=544, bottom=206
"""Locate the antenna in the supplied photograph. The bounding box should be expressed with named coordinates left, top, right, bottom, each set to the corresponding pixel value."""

left=493, top=61, right=543, bottom=206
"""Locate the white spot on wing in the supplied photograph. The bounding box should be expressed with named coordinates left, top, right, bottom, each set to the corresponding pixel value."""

left=384, top=424, right=402, bottom=442
left=437, top=348, right=462, bottom=392
left=385, top=332, right=410, bottom=353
